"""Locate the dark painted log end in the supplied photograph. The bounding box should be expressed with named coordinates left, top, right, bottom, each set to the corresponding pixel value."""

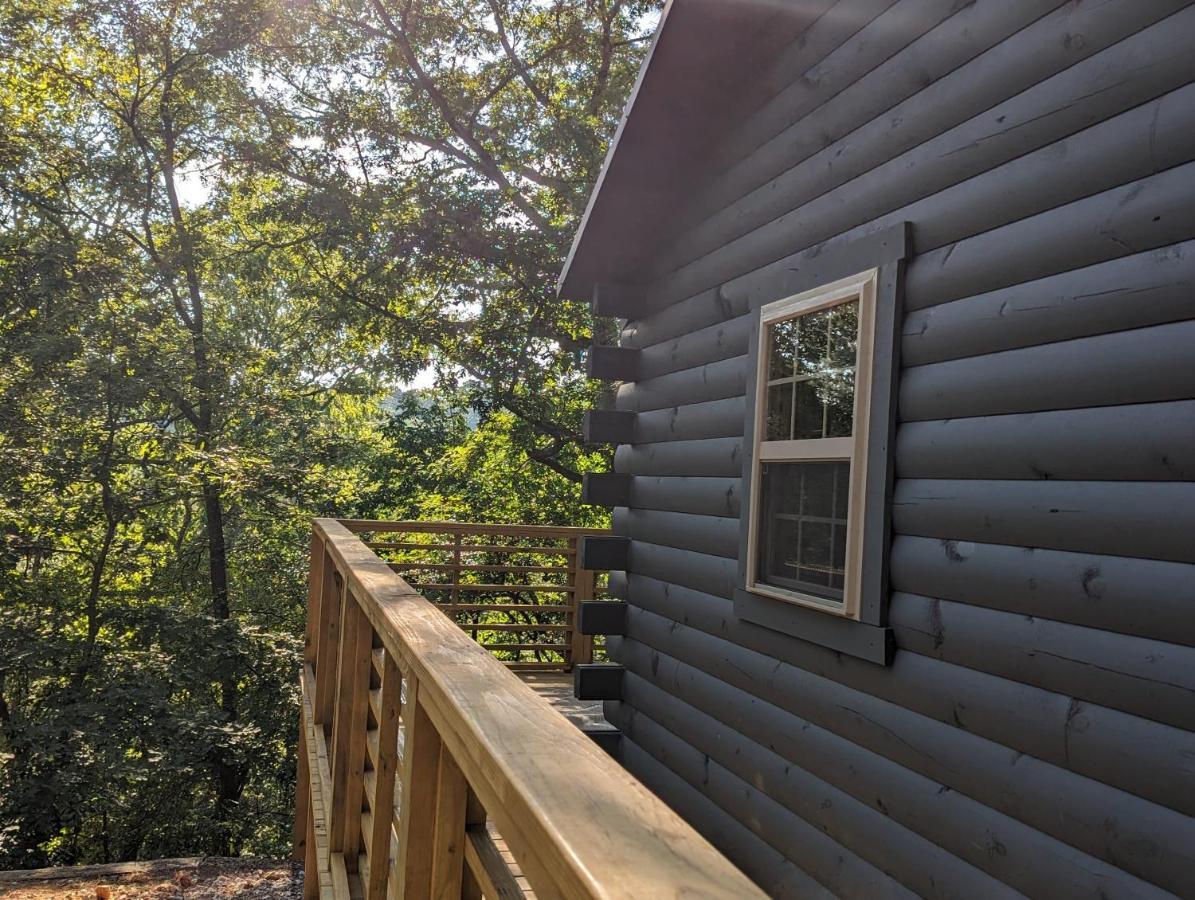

left=584, top=729, right=622, bottom=758
left=587, top=345, right=640, bottom=381
left=580, top=535, right=630, bottom=570
left=575, top=664, right=625, bottom=701
left=582, top=472, right=633, bottom=507
left=584, top=409, right=636, bottom=445
left=579, top=600, right=628, bottom=636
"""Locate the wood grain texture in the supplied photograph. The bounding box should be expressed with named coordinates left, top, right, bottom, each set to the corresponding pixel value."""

left=314, top=519, right=763, bottom=899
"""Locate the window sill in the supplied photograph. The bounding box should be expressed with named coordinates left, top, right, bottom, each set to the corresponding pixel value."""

left=733, top=588, right=894, bottom=665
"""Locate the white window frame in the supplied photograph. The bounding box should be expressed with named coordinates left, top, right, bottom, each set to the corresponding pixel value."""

left=745, top=268, right=878, bottom=620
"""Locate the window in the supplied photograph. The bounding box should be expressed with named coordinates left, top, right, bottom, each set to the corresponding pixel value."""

left=745, top=269, right=877, bottom=619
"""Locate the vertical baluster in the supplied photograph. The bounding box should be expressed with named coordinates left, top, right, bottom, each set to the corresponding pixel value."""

left=367, top=651, right=402, bottom=900
left=314, top=556, right=343, bottom=729
left=303, top=795, right=320, bottom=900
left=293, top=706, right=311, bottom=863
left=430, top=747, right=469, bottom=898
left=395, top=676, right=439, bottom=897
left=294, top=532, right=324, bottom=865
left=460, top=789, right=487, bottom=900
left=329, top=588, right=373, bottom=872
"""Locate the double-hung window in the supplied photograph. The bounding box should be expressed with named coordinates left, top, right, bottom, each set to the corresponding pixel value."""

left=746, top=270, right=877, bottom=619
left=736, top=226, right=908, bottom=664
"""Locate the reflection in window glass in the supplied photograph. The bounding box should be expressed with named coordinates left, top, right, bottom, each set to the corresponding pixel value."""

left=756, top=461, right=850, bottom=602
left=765, top=300, right=858, bottom=441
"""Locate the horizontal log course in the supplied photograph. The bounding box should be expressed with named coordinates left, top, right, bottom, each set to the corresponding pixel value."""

left=900, top=319, right=1195, bottom=422
left=690, top=0, right=967, bottom=225
left=896, top=400, right=1195, bottom=482
left=646, top=1, right=1194, bottom=313
left=618, top=639, right=1186, bottom=899
left=892, top=478, right=1195, bottom=564
left=621, top=667, right=1046, bottom=900
left=626, top=224, right=908, bottom=351
left=616, top=355, right=747, bottom=412
left=633, top=397, right=746, bottom=443
left=591, top=283, right=645, bottom=319
left=632, top=314, right=752, bottom=376
left=617, top=695, right=924, bottom=900
left=623, top=573, right=1195, bottom=819
left=890, top=535, right=1195, bottom=648
left=618, top=739, right=836, bottom=900
left=901, top=239, right=1195, bottom=366
left=581, top=473, right=632, bottom=507
left=612, top=509, right=740, bottom=560
left=582, top=409, right=635, bottom=445
left=629, top=541, right=739, bottom=601
left=904, top=157, right=1195, bottom=311
left=586, top=345, right=639, bottom=381
left=625, top=604, right=1195, bottom=892
left=629, top=232, right=1195, bottom=385
left=630, top=82, right=1195, bottom=369
left=889, top=592, right=1195, bottom=733
left=654, top=0, right=1132, bottom=288
left=614, top=437, right=743, bottom=478
left=578, top=535, right=629, bottom=571
left=578, top=601, right=626, bottom=636
left=573, top=664, right=624, bottom=701
left=627, top=476, right=742, bottom=518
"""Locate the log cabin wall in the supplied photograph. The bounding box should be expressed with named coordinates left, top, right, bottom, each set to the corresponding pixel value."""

left=592, top=1, right=1195, bottom=896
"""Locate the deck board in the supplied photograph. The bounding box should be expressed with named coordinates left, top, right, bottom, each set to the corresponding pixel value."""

left=517, top=673, right=615, bottom=733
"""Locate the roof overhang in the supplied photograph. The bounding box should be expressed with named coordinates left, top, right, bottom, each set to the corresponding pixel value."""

left=557, top=0, right=806, bottom=302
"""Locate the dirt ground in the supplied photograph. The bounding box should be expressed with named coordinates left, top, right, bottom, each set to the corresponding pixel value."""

left=0, top=858, right=303, bottom=899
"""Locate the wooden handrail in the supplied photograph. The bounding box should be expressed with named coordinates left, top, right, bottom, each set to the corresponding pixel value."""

left=294, top=518, right=764, bottom=899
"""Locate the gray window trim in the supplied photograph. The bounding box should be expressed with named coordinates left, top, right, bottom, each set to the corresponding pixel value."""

left=736, top=223, right=910, bottom=666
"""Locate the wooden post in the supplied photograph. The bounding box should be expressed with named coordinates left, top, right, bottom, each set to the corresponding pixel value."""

left=303, top=801, right=319, bottom=900
left=293, top=705, right=311, bottom=862
left=294, top=534, right=323, bottom=864
left=395, top=677, right=440, bottom=897
left=313, top=559, right=343, bottom=730
left=328, top=592, right=372, bottom=866
left=430, top=747, right=469, bottom=898
left=305, top=532, right=325, bottom=667
left=366, top=653, right=402, bottom=900
left=569, top=545, right=596, bottom=668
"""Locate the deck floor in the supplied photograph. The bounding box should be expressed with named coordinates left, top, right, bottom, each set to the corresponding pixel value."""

left=518, top=672, right=615, bottom=732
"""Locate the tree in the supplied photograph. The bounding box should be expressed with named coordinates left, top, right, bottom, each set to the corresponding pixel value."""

left=0, top=0, right=653, bottom=863
left=252, top=0, right=655, bottom=480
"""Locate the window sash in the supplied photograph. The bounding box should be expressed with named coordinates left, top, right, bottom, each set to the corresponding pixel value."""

left=746, top=269, right=878, bottom=620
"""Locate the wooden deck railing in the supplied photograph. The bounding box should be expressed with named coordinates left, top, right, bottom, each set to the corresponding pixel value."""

left=343, top=520, right=606, bottom=671
left=294, top=518, right=763, bottom=899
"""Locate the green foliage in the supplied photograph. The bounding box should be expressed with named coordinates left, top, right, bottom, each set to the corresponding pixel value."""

left=0, top=0, right=648, bottom=866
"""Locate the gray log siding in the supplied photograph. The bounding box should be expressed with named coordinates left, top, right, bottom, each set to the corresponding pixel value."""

left=579, top=1, right=1195, bottom=895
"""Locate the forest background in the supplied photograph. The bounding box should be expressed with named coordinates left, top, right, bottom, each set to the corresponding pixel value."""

left=0, top=0, right=656, bottom=865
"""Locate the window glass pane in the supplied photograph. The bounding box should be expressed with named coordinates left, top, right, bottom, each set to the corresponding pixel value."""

left=768, top=318, right=796, bottom=380
left=793, top=379, right=824, bottom=441
left=764, top=298, right=859, bottom=442
left=824, top=367, right=855, bottom=438
left=766, top=381, right=793, bottom=441
left=794, top=307, right=831, bottom=375
left=828, top=302, right=858, bottom=368
left=756, top=461, right=850, bottom=603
